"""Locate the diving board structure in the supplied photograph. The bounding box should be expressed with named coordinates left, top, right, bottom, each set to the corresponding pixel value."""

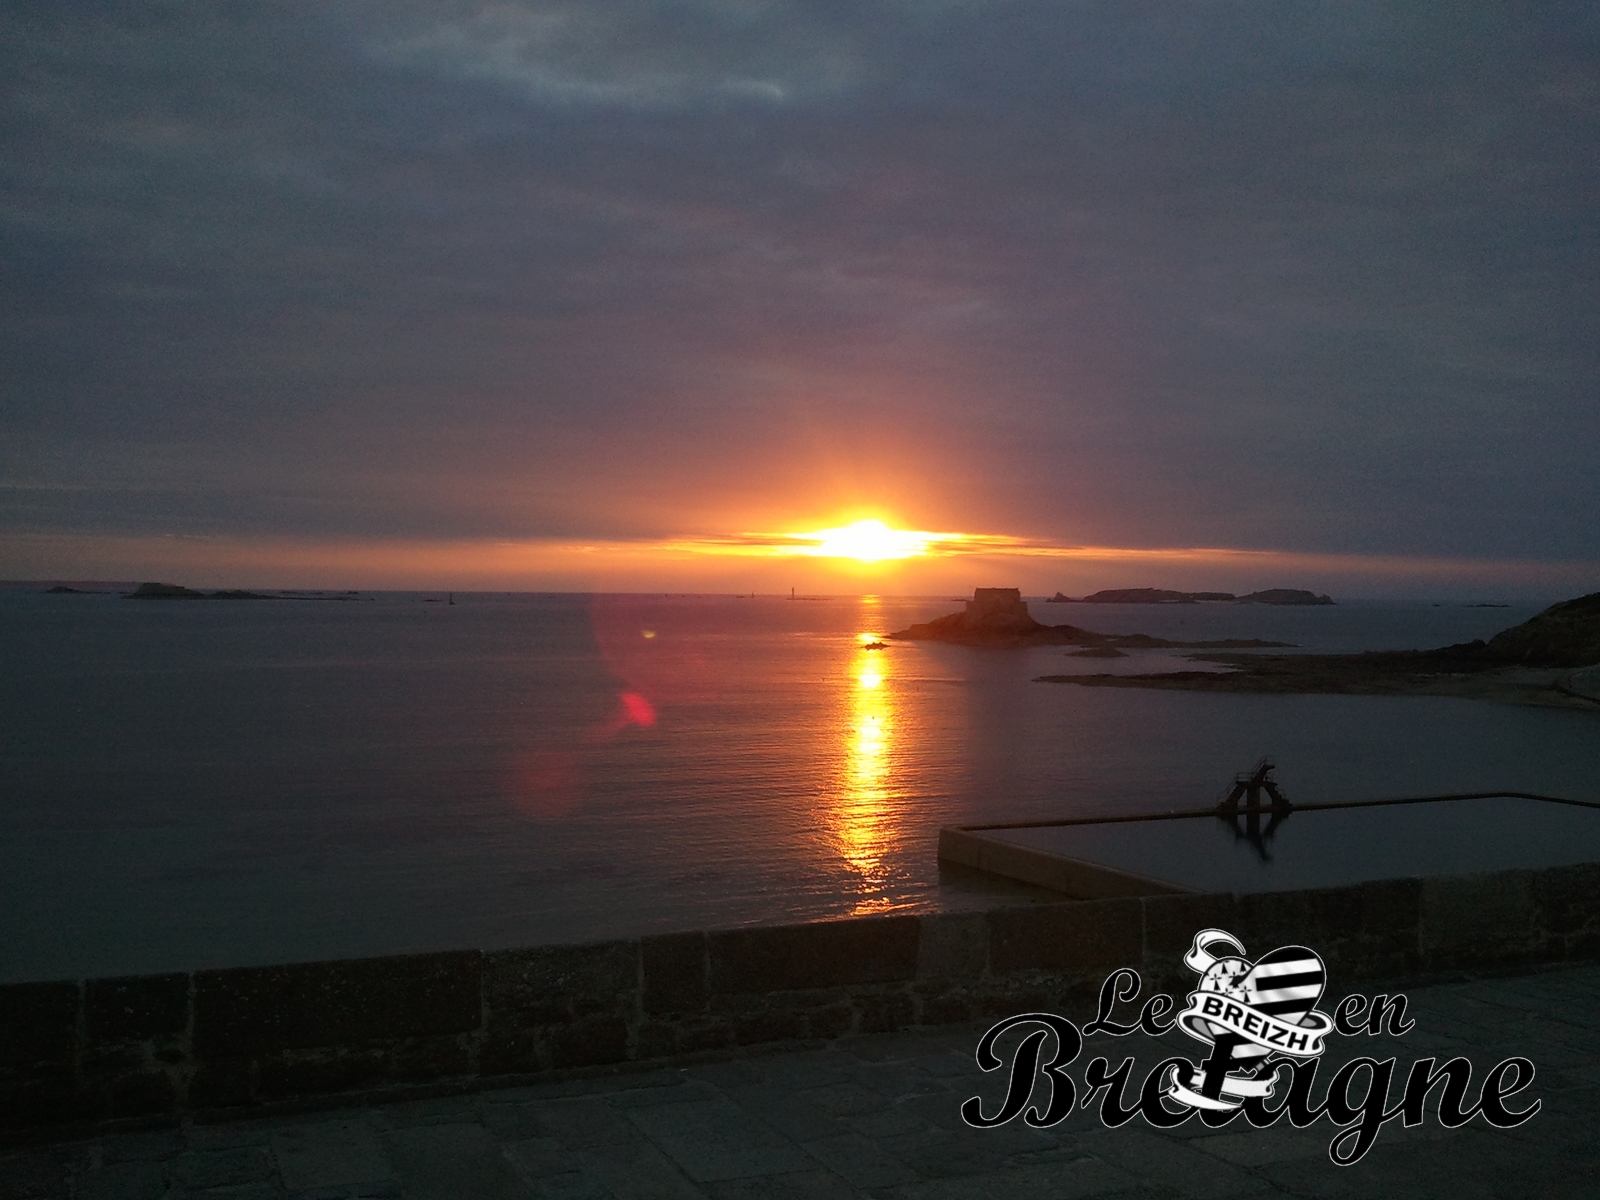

left=940, top=773, right=1600, bottom=901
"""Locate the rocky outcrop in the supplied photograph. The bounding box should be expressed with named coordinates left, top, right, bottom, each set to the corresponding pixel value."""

left=1067, top=588, right=1332, bottom=605
left=1037, top=591, right=1600, bottom=707
left=1238, top=589, right=1334, bottom=605
left=890, top=589, right=1293, bottom=649
left=1482, top=592, right=1600, bottom=668
left=890, top=588, right=1104, bottom=646
left=1081, top=588, right=1212, bottom=604
left=122, top=582, right=273, bottom=600
left=124, top=582, right=206, bottom=599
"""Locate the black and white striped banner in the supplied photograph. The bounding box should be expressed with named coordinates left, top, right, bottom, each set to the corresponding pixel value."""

left=1166, top=928, right=1333, bottom=1111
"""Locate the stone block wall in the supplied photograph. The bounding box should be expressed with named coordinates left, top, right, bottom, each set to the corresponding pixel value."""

left=4, top=861, right=1599, bottom=1135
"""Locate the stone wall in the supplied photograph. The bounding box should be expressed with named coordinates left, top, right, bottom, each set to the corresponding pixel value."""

left=5, top=861, right=1599, bottom=1135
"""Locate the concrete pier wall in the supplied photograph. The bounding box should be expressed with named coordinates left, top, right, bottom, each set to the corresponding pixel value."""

left=4, top=861, right=1599, bottom=1134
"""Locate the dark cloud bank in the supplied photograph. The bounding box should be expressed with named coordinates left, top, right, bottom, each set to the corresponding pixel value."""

left=2, top=1, right=1596, bottom=579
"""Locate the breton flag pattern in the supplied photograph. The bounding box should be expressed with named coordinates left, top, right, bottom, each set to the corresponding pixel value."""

left=1245, top=946, right=1328, bottom=1025
left=1170, top=929, right=1334, bottom=1111
left=1235, top=946, right=1327, bottom=1061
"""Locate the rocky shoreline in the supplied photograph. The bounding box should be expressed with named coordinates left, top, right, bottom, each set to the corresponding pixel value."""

left=888, top=588, right=1292, bottom=650
left=1036, top=591, right=1600, bottom=711
left=1038, top=661, right=1598, bottom=710
left=891, top=588, right=1600, bottom=710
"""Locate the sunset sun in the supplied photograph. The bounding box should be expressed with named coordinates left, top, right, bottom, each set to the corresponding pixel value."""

left=803, top=519, right=931, bottom=562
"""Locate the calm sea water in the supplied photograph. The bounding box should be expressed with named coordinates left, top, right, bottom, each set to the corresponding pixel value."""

left=4, top=589, right=1598, bottom=982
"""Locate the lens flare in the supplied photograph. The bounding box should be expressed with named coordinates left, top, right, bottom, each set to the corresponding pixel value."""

left=618, top=691, right=657, bottom=727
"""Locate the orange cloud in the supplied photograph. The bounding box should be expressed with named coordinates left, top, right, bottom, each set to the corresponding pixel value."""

left=5, top=529, right=1596, bottom=598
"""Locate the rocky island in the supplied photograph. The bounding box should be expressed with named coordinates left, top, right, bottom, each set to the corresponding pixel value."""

left=1047, top=587, right=1333, bottom=605
left=122, top=582, right=273, bottom=600
left=1037, top=591, right=1600, bottom=710
left=889, top=588, right=1292, bottom=650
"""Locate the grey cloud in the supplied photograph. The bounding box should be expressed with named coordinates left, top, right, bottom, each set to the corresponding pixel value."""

left=360, top=1, right=865, bottom=111
left=1, top=1, right=1596, bottom=564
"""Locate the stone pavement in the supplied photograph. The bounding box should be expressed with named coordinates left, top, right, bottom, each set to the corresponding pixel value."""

left=5, top=963, right=1598, bottom=1199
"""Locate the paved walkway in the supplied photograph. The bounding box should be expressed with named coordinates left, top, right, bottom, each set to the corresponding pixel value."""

left=6, top=964, right=1598, bottom=1199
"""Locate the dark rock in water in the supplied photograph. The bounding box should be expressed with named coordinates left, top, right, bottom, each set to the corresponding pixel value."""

left=1078, top=588, right=1242, bottom=603
left=1081, top=588, right=1208, bottom=604
left=1035, top=590, right=1600, bottom=706
left=891, top=589, right=1298, bottom=650
left=45, top=585, right=89, bottom=594
left=1068, top=646, right=1127, bottom=658
left=1105, top=633, right=1185, bottom=649
left=122, top=582, right=272, bottom=600
left=890, top=588, right=1106, bottom=646
left=1076, top=587, right=1332, bottom=605
left=1237, top=589, right=1334, bottom=605
left=1044, top=592, right=1075, bottom=602
left=1483, top=591, right=1600, bottom=667
left=125, top=582, right=205, bottom=599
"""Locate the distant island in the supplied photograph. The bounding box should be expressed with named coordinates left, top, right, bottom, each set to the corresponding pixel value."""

left=122, top=582, right=274, bottom=600
left=888, top=588, right=1292, bottom=650
left=93, top=582, right=375, bottom=603
left=1036, top=591, right=1600, bottom=710
left=1046, top=587, right=1333, bottom=605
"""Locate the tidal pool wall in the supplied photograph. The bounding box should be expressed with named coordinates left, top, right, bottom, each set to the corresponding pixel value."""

left=4, top=861, right=1599, bottom=1135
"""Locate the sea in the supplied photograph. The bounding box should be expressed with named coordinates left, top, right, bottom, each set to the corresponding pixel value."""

left=4, top=588, right=1598, bottom=984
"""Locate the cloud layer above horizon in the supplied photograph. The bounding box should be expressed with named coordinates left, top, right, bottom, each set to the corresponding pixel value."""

left=3, top=1, right=1597, bottom=591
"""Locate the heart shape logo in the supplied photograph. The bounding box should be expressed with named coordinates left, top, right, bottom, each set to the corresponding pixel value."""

left=1170, top=929, right=1336, bottom=1113
left=1179, top=930, right=1332, bottom=1060
left=1241, top=944, right=1328, bottom=1032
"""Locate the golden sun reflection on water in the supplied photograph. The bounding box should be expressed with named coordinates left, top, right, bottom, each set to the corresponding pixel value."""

left=834, top=634, right=904, bottom=915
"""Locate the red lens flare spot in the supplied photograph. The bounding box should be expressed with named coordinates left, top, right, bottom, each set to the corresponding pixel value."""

left=619, top=691, right=657, bottom=727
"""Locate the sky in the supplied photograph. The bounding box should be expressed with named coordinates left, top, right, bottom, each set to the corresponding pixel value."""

left=2, top=1, right=1597, bottom=597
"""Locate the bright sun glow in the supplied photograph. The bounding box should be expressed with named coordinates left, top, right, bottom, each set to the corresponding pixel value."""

left=803, top=520, right=931, bottom=562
